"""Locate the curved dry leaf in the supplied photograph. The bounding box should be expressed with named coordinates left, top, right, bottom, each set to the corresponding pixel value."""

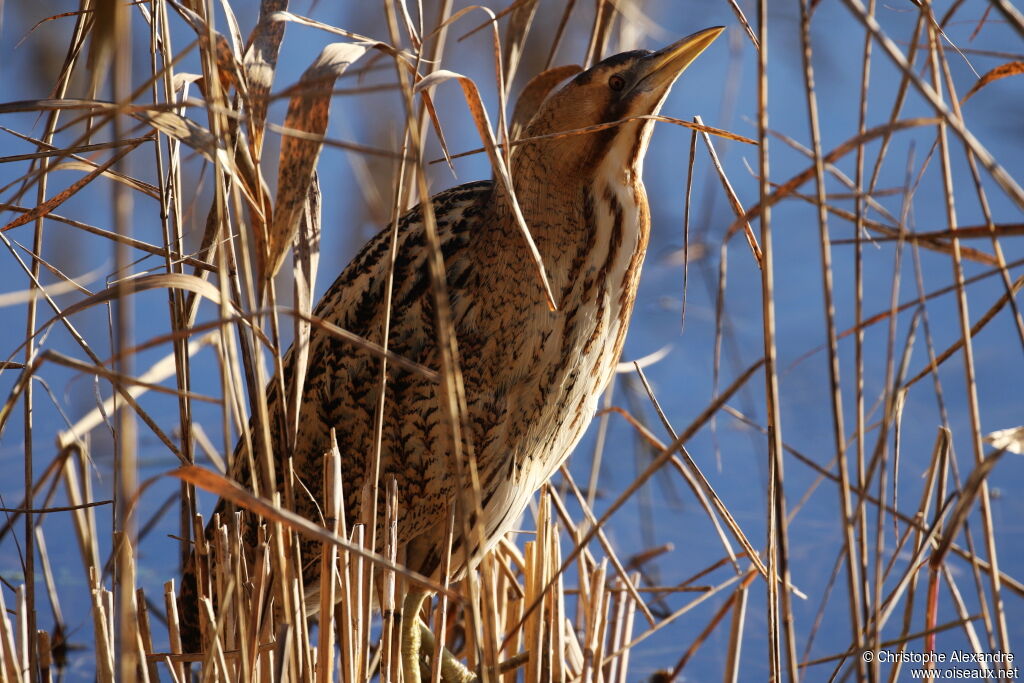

left=167, top=1, right=241, bottom=93
left=264, top=42, right=367, bottom=282
left=130, top=108, right=260, bottom=211
left=36, top=273, right=232, bottom=341
left=510, top=64, right=582, bottom=141
left=131, top=109, right=219, bottom=161
left=243, top=0, right=289, bottom=153
left=171, top=72, right=203, bottom=95
left=264, top=10, right=393, bottom=51
left=420, top=91, right=455, bottom=172
left=615, top=344, right=672, bottom=373
left=217, top=0, right=245, bottom=59
left=415, top=69, right=558, bottom=310
left=985, top=426, right=1024, bottom=455
left=962, top=61, right=1024, bottom=103
left=424, top=5, right=512, bottom=157
left=51, top=161, right=159, bottom=199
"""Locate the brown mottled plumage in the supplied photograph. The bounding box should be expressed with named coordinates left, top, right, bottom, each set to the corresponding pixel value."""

left=179, top=28, right=724, bottom=669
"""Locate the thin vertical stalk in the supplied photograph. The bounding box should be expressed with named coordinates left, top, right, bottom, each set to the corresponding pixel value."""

left=796, top=4, right=864, bottom=677
left=151, top=0, right=197, bottom=576
left=111, top=0, right=139, bottom=679
left=756, top=3, right=798, bottom=680
left=22, top=7, right=96, bottom=682
left=852, top=1, right=876, bottom=670
left=926, top=19, right=1011, bottom=659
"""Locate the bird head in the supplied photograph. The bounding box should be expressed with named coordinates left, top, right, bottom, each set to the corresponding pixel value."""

left=515, top=27, right=725, bottom=182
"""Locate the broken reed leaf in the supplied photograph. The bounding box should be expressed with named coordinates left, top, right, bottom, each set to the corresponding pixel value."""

left=984, top=426, right=1024, bottom=455
left=510, top=64, right=583, bottom=141
left=415, top=68, right=558, bottom=310
left=961, top=61, right=1024, bottom=103
left=129, top=108, right=217, bottom=157
left=263, top=41, right=366, bottom=284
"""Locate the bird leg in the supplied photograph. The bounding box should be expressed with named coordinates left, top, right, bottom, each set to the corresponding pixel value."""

left=417, top=625, right=528, bottom=681
left=400, top=590, right=428, bottom=681
left=416, top=620, right=477, bottom=683
left=400, top=589, right=477, bottom=683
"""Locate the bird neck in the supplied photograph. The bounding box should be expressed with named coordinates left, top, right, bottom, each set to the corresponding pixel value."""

left=495, top=123, right=652, bottom=301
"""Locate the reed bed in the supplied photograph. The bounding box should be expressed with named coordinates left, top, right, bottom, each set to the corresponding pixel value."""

left=0, top=0, right=1022, bottom=681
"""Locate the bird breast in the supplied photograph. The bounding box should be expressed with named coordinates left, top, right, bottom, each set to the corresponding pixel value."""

left=478, top=160, right=651, bottom=535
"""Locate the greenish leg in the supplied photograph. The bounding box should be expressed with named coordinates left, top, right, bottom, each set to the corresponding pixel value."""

left=400, top=589, right=477, bottom=683
left=400, top=590, right=428, bottom=682
left=416, top=619, right=477, bottom=683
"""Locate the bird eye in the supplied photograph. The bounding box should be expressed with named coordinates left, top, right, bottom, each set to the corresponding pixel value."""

left=608, top=74, right=626, bottom=91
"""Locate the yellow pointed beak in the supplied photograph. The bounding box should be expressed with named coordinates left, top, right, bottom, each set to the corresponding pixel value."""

left=632, top=26, right=725, bottom=94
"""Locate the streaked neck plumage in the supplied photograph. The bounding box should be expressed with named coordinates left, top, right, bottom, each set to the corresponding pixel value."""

left=500, top=116, right=656, bottom=302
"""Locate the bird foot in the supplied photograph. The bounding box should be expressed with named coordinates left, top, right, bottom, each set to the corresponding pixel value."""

left=400, top=592, right=476, bottom=682
left=399, top=589, right=479, bottom=679
left=415, top=619, right=478, bottom=683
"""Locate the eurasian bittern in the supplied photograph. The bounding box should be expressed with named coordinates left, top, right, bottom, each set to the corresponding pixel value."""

left=180, top=26, right=724, bottom=679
